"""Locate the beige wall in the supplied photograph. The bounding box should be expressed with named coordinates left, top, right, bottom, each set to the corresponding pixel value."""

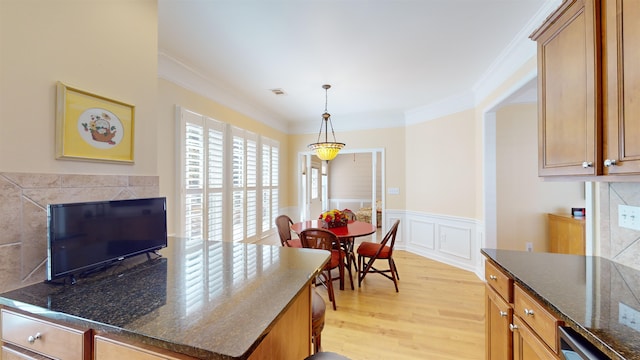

left=157, top=79, right=289, bottom=234
left=0, top=0, right=158, bottom=176
left=405, top=109, right=477, bottom=218
left=495, top=104, right=584, bottom=251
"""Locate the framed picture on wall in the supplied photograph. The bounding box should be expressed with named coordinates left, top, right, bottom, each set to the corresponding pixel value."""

left=55, top=81, right=135, bottom=163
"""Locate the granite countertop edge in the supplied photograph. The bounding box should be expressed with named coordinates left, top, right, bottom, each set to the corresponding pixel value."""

left=481, top=249, right=629, bottom=360
left=0, top=273, right=324, bottom=360
left=0, top=243, right=330, bottom=360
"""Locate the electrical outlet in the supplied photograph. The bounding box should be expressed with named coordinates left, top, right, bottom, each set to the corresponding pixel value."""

left=526, top=242, right=533, bottom=252
left=619, top=302, right=640, bottom=331
left=618, top=205, right=640, bottom=230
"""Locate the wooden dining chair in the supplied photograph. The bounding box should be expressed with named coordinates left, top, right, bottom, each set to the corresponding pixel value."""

left=275, top=215, right=302, bottom=248
left=339, top=209, right=358, bottom=280
left=300, top=228, right=349, bottom=310
left=357, top=219, right=401, bottom=292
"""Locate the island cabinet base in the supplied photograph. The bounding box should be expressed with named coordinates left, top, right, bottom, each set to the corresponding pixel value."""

left=248, top=285, right=312, bottom=360
left=93, top=285, right=312, bottom=360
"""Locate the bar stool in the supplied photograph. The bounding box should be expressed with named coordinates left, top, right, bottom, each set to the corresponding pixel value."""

left=311, top=288, right=326, bottom=353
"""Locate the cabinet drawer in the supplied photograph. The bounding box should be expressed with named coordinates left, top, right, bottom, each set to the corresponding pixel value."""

left=514, top=285, right=562, bottom=353
left=512, top=316, right=559, bottom=360
left=485, top=260, right=513, bottom=303
left=94, top=335, right=197, bottom=360
left=1, top=309, right=90, bottom=360
left=2, top=344, right=52, bottom=360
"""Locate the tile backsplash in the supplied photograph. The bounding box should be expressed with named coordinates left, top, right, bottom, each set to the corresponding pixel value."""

left=0, top=172, right=159, bottom=293
left=599, top=182, right=640, bottom=271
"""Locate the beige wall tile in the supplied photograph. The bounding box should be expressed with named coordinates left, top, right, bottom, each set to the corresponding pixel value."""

left=0, top=176, right=23, bottom=245
left=0, top=244, right=22, bottom=292
left=1, top=173, right=61, bottom=189
left=21, top=199, right=48, bottom=280
left=61, top=174, right=128, bottom=188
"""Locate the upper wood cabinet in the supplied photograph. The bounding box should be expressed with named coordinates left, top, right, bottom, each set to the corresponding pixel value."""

left=532, top=0, right=640, bottom=177
left=604, top=0, right=640, bottom=174
left=531, top=0, right=602, bottom=176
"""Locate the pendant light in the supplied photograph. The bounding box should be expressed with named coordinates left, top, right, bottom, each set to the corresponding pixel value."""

left=308, top=84, right=345, bottom=161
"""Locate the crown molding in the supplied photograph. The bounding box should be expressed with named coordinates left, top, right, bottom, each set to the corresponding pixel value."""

left=158, top=51, right=290, bottom=134
left=471, top=0, right=561, bottom=104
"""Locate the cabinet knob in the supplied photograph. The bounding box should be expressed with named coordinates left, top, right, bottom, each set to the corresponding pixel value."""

left=604, top=159, right=617, bottom=167
left=524, top=308, right=535, bottom=316
left=27, top=332, right=41, bottom=344
left=499, top=311, right=508, bottom=317
left=509, top=323, right=518, bottom=332
left=582, top=162, right=593, bottom=168
left=489, top=275, right=497, bottom=281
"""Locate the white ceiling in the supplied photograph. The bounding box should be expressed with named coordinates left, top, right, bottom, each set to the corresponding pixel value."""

left=158, top=0, right=557, bottom=135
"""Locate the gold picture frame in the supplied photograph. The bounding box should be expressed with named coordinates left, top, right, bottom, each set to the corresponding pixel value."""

left=56, top=82, right=135, bottom=163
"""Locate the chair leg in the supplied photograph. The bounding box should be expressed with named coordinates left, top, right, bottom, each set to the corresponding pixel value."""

left=357, top=254, right=363, bottom=287
left=388, top=257, right=399, bottom=292
left=345, top=255, right=354, bottom=290
left=313, top=332, right=322, bottom=353
left=391, top=258, right=400, bottom=280
left=325, top=270, right=336, bottom=310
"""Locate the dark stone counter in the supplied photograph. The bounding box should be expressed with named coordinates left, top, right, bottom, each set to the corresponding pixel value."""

left=482, top=249, right=640, bottom=360
left=0, top=237, right=329, bottom=359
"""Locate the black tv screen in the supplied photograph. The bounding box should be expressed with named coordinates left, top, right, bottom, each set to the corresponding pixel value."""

left=47, top=197, right=167, bottom=281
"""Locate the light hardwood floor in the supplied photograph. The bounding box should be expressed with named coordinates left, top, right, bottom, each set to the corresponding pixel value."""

left=256, top=233, right=486, bottom=360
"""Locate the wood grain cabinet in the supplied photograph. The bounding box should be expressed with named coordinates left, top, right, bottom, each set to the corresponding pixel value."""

left=530, top=0, right=602, bottom=177
left=0, top=308, right=91, bottom=360
left=512, top=284, right=562, bottom=360
left=485, top=260, right=514, bottom=360
left=94, top=335, right=197, bottom=360
left=603, top=0, right=640, bottom=175
left=531, top=0, right=640, bottom=177
left=485, top=261, right=564, bottom=360
left=548, top=213, right=585, bottom=255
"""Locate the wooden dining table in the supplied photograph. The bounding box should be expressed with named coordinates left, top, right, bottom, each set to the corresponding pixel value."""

left=290, top=219, right=377, bottom=240
left=290, top=220, right=376, bottom=290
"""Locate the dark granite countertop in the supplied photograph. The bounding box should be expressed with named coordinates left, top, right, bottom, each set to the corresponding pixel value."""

left=0, top=237, right=329, bottom=359
left=482, top=249, right=640, bottom=360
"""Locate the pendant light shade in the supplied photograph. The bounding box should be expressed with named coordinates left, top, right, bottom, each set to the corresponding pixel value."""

left=308, top=84, right=345, bottom=161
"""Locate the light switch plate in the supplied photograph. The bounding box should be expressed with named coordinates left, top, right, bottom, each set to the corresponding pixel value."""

left=618, top=205, right=640, bottom=230
left=387, top=187, right=400, bottom=195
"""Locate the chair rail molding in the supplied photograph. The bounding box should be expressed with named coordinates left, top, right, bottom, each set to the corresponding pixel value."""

left=390, top=210, right=484, bottom=277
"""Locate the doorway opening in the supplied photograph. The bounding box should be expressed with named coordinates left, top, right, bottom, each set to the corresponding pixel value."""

left=299, top=148, right=385, bottom=229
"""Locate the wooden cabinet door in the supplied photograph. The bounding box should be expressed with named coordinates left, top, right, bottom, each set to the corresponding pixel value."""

left=604, top=0, right=640, bottom=174
left=512, top=317, right=560, bottom=360
left=548, top=214, right=585, bottom=255
left=486, top=285, right=513, bottom=360
left=531, top=0, right=602, bottom=176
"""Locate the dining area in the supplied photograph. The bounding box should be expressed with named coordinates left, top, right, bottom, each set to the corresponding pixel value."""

left=276, top=210, right=401, bottom=357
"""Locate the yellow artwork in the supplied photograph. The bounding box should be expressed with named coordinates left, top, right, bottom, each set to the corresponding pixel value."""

left=56, top=82, right=135, bottom=163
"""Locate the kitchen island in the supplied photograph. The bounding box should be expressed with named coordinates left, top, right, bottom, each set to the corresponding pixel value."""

left=0, top=237, right=329, bottom=360
left=483, top=249, right=640, bottom=360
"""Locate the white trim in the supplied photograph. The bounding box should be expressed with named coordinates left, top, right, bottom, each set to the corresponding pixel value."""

left=391, top=210, right=484, bottom=276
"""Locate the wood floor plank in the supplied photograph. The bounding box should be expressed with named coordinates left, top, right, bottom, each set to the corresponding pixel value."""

left=255, top=233, right=485, bottom=359
left=314, top=250, right=485, bottom=359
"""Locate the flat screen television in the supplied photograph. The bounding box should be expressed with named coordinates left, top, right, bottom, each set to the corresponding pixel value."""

left=47, top=197, right=167, bottom=282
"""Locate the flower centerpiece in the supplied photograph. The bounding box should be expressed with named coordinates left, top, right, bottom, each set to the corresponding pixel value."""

left=319, top=208, right=350, bottom=229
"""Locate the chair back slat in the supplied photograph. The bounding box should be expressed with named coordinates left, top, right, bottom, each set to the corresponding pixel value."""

left=299, top=228, right=339, bottom=251
left=275, top=215, right=294, bottom=246
left=376, top=219, right=400, bottom=257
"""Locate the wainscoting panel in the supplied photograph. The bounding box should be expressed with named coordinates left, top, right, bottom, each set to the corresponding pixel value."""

left=407, top=217, right=436, bottom=250
left=398, top=211, right=482, bottom=273
left=439, top=224, right=472, bottom=260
